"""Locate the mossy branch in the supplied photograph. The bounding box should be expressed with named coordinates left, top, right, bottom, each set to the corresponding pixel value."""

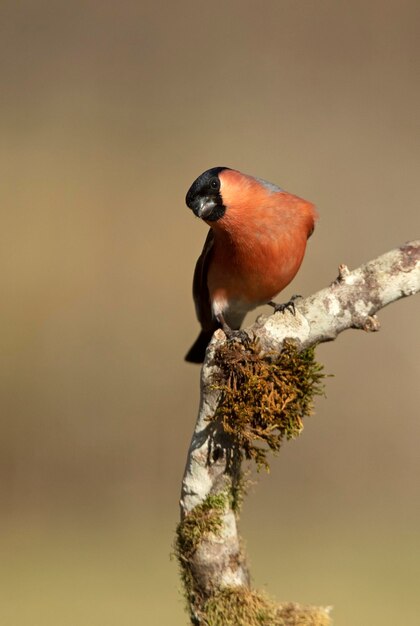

left=177, top=241, right=420, bottom=625
left=212, top=339, right=325, bottom=470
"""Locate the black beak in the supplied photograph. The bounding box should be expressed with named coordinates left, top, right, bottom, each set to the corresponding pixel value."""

left=191, top=197, right=217, bottom=219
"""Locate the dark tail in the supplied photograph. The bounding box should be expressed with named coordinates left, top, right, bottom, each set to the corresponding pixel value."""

left=185, top=330, right=215, bottom=363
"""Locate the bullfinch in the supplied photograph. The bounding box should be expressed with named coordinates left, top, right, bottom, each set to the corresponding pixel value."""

left=185, top=167, right=317, bottom=363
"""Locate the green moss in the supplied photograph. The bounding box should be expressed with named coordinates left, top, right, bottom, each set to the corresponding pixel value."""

left=176, top=492, right=227, bottom=560
left=230, top=468, right=249, bottom=515
left=212, top=338, right=326, bottom=470
left=203, top=587, right=331, bottom=626
left=204, top=587, right=277, bottom=625
left=174, top=492, right=228, bottom=620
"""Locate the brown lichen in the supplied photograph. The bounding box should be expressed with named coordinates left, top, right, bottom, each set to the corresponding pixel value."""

left=211, top=338, right=326, bottom=470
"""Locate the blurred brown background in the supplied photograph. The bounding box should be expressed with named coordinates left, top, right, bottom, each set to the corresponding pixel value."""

left=0, top=1, right=419, bottom=624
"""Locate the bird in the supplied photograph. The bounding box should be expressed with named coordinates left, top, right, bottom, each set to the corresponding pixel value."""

left=185, top=166, right=318, bottom=363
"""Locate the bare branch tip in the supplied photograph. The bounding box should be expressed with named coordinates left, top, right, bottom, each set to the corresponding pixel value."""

left=336, top=263, right=350, bottom=282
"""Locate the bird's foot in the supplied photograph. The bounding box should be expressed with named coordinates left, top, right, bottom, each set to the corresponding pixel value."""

left=268, top=294, right=302, bottom=315
left=216, top=314, right=249, bottom=346
left=225, top=328, right=249, bottom=343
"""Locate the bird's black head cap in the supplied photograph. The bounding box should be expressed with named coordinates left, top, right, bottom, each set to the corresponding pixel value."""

left=186, top=166, right=230, bottom=221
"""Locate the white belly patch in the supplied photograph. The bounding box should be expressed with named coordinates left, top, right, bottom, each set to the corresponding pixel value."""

left=212, top=295, right=254, bottom=330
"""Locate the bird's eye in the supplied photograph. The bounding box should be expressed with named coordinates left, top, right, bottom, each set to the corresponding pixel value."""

left=209, top=177, right=220, bottom=191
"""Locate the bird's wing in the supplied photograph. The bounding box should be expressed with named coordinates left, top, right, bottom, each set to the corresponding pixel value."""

left=192, top=228, right=216, bottom=331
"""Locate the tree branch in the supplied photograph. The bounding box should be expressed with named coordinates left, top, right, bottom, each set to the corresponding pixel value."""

left=177, top=241, right=419, bottom=625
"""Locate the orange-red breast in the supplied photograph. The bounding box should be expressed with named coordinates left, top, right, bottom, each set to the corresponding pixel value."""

left=185, top=167, right=317, bottom=363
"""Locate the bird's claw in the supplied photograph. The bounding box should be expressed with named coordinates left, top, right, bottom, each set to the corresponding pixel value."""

left=216, top=315, right=248, bottom=343
left=224, top=328, right=248, bottom=343
left=269, top=294, right=302, bottom=315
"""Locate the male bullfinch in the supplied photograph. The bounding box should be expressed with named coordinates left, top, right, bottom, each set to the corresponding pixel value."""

left=185, top=167, right=317, bottom=363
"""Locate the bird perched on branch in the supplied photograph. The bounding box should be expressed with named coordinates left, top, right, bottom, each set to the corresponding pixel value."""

left=185, top=167, right=318, bottom=363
